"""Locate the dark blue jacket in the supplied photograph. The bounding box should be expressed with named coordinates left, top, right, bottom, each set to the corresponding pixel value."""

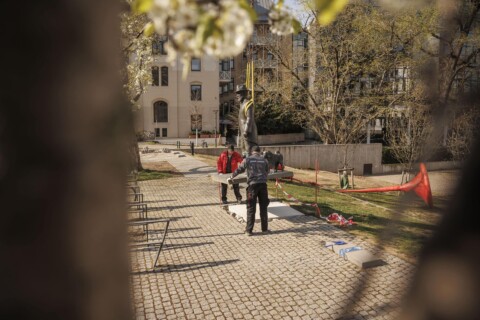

left=232, top=152, right=269, bottom=185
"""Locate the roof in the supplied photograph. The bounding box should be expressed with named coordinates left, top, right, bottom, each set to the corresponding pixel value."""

left=253, top=0, right=273, bottom=22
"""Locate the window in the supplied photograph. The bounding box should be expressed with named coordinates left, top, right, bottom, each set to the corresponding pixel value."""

left=155, top=128, right=160, bottom=137
left=293, top=33, right=307, bottom=48
left=191, top=114, right=202, bottom=131
left=221, top=60, right=229, bottom=71
left=161, top=66, right=168, bottom=86
left=152, top=66, right=159, bottom=86
left=191, top=58, right=201, bottom=71
left=267, top=52, right=274, bottom=60
left=153, top=101, right=168, bottom=122
left=162, top=128, right=167, bottom=137
left=191, top=85, right=202, bottom=100
left=152, top=36, right=167, bottom=55
left=230, top=59, right=234, bottom=69
left=228, top=78, right=234, bottom=91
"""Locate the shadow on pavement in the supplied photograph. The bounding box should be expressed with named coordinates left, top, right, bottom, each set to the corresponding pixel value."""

left=131, top=259, right=240, bottom=275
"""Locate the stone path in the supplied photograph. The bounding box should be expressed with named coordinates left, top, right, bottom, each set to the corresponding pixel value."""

left=130, top=151, right=414, bottom=319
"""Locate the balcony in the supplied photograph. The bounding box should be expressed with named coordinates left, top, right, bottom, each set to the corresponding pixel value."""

left=219, top=70, right=231, bottom=82
left=250, top=35, right=276, bottom=45
left=253, top=59, right=278, bottom=69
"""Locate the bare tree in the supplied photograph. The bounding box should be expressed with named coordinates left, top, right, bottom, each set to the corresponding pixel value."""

left=434, top=0, right=480, bottom=156
left=446, top=104, right=480, bottom=160
left=387, top=104, right=434, bottom=181
left=264, top=1, right=437, bottom=150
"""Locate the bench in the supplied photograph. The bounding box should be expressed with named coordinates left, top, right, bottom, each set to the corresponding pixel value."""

left=129, top=219, right=170, bottom=269
left=127, top=203, right=148, bottom=220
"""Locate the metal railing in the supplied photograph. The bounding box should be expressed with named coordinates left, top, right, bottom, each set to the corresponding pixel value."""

left=253, top=59, right=278, bottom=68
left=219, top=70, right=231, bottom=82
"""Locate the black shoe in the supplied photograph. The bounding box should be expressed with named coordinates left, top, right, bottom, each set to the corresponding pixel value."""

left=244, top=231, right=253, bottom=236
left=222, top=200, right=228, bottom=204
left=262, top=230, right=272, bottom=234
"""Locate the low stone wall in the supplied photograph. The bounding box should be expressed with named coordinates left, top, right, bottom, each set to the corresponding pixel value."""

left=258, top=133, right=305, bottom=145
left=191, top=143, right=382, bottom=175
left=182, top=144, right=461, bottom=176
left=260, top=144, right=383, bottom=175
left=152, top=137, right=224, bottom=146
left=233, top=133, right=305, bottom=145
left=382, top=161, right=463, bottom=174
left=189, top=147, right=225, bottom=157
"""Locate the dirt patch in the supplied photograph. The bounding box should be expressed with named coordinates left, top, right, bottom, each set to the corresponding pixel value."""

left=142, top=161, right=181, bottom=175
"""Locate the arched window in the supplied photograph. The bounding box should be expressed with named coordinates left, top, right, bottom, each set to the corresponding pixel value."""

left=152, top=66, right=159, bottom=86
left=191, top=84, right=202, bottom=101
left=153, top=101, right=168, bottom=122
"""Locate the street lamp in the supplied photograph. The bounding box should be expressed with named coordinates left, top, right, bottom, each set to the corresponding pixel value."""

left=213, top=109, right=219, bottom=147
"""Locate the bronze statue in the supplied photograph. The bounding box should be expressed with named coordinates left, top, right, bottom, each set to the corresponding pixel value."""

left=236, top=84, right=258, bottom=155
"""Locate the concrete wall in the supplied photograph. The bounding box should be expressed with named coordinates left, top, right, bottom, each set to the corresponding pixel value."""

left=189, top=144, right=461, bottom=175
left=192, top=143, right=382, bottom=175
left=382, top=161, right=463, bottom=174
left=233, top=133, right=305, bottom=145
left=259, top=133, right=305, bottom=145
left=260, top=144, right=383, bottom=175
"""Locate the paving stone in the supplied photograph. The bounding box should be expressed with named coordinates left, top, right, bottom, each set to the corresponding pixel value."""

left=130, top=151, right=416, bottom=320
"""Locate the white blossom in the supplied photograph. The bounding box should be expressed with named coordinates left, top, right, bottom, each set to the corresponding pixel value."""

left=269, top=5, right=295, bottom=36
left=145, top=0, right=254, bottom=61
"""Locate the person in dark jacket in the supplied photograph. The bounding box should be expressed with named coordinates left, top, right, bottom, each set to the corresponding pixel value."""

left=217, top=144, right=243, bottom=204
left=230, top=145, right=270, bottom=236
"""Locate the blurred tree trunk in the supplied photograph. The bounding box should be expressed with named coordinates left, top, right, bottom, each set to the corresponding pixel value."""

left=130, top=129, right=143, bottom=172
left=0, top=1, right=132, bottom=319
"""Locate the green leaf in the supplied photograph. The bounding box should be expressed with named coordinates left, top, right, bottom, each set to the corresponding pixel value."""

left=239, top=0, right=258, bottom=22
left=292, top=18, right=302, bottom=34
left=143, top=22, right=155, bottom=37
left=314, top=0, right=348, bottom=26
left=132, top=0, right=153, bottom=14
left=196, top=15, right=216, bottom=48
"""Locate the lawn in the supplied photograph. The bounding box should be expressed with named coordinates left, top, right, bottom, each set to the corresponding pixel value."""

left=137, top=161, right=181, bottom=181
left=268, top=179, right=444, bottom=263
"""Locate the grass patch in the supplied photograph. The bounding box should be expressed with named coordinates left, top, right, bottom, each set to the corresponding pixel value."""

left=137, top=169, right=175, bottom=181
left=268, top=179, right=441, bottom=262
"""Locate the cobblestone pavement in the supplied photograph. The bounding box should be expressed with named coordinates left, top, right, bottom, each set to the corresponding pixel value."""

left=130, top=151, right=415, bottom=319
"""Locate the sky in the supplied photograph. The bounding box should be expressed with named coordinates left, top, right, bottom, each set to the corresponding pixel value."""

left=283, top=0, right=309, bottom=24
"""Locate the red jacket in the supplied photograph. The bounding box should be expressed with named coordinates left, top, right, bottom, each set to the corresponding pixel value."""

left=217, top=151, right=243, bottom=174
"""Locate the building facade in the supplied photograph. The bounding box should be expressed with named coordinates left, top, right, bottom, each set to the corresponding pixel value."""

left=134, top=36, right=219, bottom=139
left=134, top=0, right=294, bottom=140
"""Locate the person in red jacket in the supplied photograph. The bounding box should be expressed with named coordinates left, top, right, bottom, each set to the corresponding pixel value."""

left=217, top=144, right=243, bottom=204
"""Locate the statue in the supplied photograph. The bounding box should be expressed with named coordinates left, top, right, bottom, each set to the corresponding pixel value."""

left=236, top=84, right=258, bottom=155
